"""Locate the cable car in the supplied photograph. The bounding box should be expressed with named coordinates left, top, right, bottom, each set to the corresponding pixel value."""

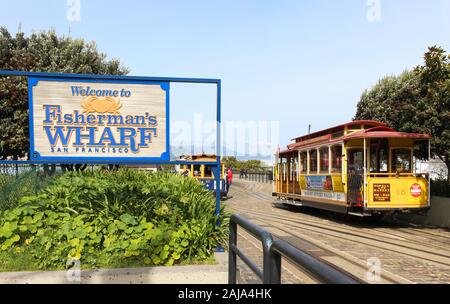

left=273, top=121, right=431, bottom=218
left=177, top=154, right=229, bottom=198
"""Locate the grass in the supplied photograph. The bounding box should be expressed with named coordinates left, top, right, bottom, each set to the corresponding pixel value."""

left=0, top=170, right=60, bottom=211
left=0, top=251, right=42, bottom=272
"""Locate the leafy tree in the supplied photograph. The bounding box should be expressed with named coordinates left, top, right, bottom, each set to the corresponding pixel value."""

left=355, top=46, right=449, bottom=182
left=355, top=70, right=421, bottom=132
left=222, top=156, right=269, bottom=172
left=222, top=156, right=239, bottom=170
left=414, top=46, right=450, bottom=182
left=244, top=160, right=265, bottom=171
left=0, top=28, right=129, bottom=160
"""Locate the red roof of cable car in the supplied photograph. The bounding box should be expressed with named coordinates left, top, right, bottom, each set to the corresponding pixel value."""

left=344, top=127, right=431, bottom=140
left=280, top=121, right=431, bottom=154
left=291, top=120, right=386, bottom=142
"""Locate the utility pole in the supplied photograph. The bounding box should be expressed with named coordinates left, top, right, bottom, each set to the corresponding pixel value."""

left=308, top=124, right=311, bottom=134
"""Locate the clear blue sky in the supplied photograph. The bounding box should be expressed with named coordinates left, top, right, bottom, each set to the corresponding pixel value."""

left=0, top=0, right=449, bottom=158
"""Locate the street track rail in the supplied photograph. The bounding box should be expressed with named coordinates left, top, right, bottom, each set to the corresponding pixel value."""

left=230, top=205, right=450, bottom=266
left=227, top=179, right=450, bottom=283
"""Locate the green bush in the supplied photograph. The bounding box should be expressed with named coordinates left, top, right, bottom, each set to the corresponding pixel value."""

left=0, top=169, right=59, bottom=211
left=431, top=179, right=450, bottom=198
left=0, top=170, right=228, bottom=271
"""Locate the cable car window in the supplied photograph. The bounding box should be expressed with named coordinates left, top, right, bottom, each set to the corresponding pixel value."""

left=300, top=152, right=307, bottom=174
left=291, top=158, right=297, bottom=181
left=348, top=149, right=364, bottom=174
left=319, top=147, right=329, bottom=173
left=379, top=149, right=388, bottom=172
left=331, top=145, right=343, bottom=173
left=391, top=148, right=411, bottom=173
left=181, top=165, right=190, bottom=177
left=193, top=165, right=201, bottom=177
left=331, top=131, right=344, bottom=139
left=309, top=150, right=318, bottom=174
left=204, top=165, right=212, bottom=177
left=370, top=139, right=389, bottom=173
left=348, top=124, right=362, bottom=131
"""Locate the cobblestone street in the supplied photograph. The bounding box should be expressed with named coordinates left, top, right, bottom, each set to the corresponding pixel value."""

left=226, top=178, right=450, bottom=284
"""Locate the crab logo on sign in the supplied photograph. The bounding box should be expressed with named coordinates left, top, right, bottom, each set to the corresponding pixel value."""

left=410, top=183, right=422, bottom=198
left=82, top=96, right=123, bottom=114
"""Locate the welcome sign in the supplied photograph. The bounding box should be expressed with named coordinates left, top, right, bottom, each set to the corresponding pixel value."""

left=28, top=77, right=169, bottom=163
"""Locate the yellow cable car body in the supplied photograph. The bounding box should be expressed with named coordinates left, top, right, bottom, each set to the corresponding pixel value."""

left=273, top=121, right=431, bottom=217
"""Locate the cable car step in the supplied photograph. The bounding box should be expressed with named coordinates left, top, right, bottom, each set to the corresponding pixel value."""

left=347, top=212, right=370, bottom=217
left=283, top=201, right=303, bottom=206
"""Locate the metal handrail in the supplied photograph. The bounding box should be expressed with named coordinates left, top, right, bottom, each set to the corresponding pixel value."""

left=229, top=214, right=361, bottom=284
left=270, top=240, right=359, bottom=284
left=228, top=214, right=274, bottom=283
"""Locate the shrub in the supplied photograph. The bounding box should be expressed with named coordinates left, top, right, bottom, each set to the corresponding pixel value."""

left=431, top=179, right=450, bottom=198
left=0, top=170, right=228, bottom=271
left=0, top=168, right=59, bottom=211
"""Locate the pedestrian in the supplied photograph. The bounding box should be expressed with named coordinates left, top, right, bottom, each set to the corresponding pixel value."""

left=227, top=167, right=233, bottom=190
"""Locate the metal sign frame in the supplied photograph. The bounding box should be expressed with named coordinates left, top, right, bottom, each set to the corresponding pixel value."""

left=0, top=70, right=222, bottom=216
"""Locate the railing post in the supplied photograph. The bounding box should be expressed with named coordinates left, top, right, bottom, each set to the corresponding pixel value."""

left=228, top=221, right=238, bottom=284
left=261, top=232, right=274, bottom=284
left=269, top=250, right=282, bottom=284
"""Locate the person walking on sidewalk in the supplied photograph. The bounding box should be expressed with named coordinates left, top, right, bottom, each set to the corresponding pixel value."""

left=227, top=167, right=233, bottom=191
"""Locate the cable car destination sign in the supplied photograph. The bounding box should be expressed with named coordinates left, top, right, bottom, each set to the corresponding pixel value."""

left=28, top=77, right=170, bottom=163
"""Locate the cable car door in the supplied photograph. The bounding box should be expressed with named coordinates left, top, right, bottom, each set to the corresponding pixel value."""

left=347, top=148, right=364, bottom=206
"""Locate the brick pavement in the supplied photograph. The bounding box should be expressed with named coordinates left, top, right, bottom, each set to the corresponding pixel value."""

left=227, top=178, right=450, bottom=284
